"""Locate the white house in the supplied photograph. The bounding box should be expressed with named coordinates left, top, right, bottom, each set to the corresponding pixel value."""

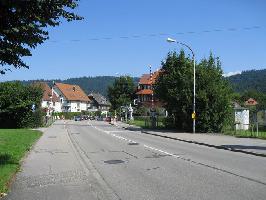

left=53, top=83, right=90, bottom=112
left=35, top=82, right=62, bottom=116
left=88, top=92, right=111, bottom=116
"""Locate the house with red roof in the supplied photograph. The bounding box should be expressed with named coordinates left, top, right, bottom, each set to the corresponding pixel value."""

left=244, top=98, right=258, bottom=106
left=53, top=83, right=90, bottom=112
left=34, top=82, right=62, bottom=115
left=136, top=70, right=161, bottom=107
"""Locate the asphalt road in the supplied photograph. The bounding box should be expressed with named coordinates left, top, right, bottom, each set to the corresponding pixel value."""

left=66, top=120, right=266, bottom=200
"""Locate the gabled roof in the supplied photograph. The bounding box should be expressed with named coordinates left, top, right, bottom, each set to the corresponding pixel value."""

left=88, top=92, right=111, bottom=106
left=139, top=70, right=161, bottom=85
left=55, top=83, right=90, bottom=102
left=136, top=89, right=153, bottom=95
left=244, top=98, right=258, bottom=106
left=33, top=82, right=60, bottom=102
left=139, top=74, right=151, bottom=85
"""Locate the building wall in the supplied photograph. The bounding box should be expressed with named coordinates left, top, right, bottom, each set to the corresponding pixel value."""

left=69, top=101, right=88, bottom=112
left=80, top=102, right=87, bottom=111
left=41, top=100, right=49, bottom=108
left=235, top=109, right=249, bottom=130
left=70, top=102, right=78, bottom=112
left=54, top=102, right=62, bottom=112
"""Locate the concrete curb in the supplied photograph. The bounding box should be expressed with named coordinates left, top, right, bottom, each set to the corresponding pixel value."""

left=115, top=123, right=266, bottom=158
left=141, top=131, right=266, bottom=158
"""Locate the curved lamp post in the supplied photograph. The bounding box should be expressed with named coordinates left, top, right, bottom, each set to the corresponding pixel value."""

left=166, top=38, right=196, bottom=133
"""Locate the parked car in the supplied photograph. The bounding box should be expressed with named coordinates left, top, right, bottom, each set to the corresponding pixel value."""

left=74, top=116, right=81, bottom=121
left=105, top=116, right=111, bottom=122
left=89, top=116, right=95, bottom=120
left=96, top=116, right=103, bottom=121
left=81, top=115, right=88, bottom=120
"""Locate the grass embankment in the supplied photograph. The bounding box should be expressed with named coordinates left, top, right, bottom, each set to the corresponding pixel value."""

left=0, top=129, right=42, bottom=193
left=225, top=130, right=266, bottom=139
left=128, top=119, right=164, bottom=129
left=130, top=119, right=266, bottom=139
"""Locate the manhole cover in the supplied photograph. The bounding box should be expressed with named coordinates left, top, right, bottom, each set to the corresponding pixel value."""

left=104, top=160, right=125, bottom=164
left=128, top=142, right=139, bottom=145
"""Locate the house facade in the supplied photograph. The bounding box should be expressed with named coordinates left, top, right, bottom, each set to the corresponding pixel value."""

left=136, top=70, right=161, bottom=107
left=88, top=92, right=111, bottom=115
left=53, top=83, right=90, bottom=112
left=35, top=82, right=61, bottom=115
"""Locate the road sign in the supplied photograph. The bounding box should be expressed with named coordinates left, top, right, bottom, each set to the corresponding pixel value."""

left=192, top=112, right=196, bottom=119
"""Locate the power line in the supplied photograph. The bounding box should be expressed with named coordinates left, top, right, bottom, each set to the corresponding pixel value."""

left=48, top=25, right=264, bottom=43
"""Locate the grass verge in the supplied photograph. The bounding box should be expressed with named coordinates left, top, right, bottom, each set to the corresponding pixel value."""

left=0, top=129, right=42, bottom=193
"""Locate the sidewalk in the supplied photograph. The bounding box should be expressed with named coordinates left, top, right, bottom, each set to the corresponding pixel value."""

left=4, top=121, right=112, bottom=200
left=115, top=121, right=266, bottom=157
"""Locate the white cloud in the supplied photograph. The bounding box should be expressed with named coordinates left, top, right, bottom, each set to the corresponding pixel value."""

left=223, top=71, right=242, bottom=77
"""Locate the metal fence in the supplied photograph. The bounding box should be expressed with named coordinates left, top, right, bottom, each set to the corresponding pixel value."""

left=223, top=122, right=266, bottom=138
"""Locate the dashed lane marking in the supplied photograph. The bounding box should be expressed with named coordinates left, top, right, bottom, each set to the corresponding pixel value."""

left=88, top=121, right=179, bottom=159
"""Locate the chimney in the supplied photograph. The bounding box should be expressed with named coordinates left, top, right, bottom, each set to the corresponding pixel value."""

left=73, top=86, right=76, bottom=92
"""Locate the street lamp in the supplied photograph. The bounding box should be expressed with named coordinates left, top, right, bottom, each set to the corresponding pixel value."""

left=166, top=38, right=196, bottom=133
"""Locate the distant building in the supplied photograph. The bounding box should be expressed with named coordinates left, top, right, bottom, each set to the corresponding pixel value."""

left=136, top=70, right=161, bottom=107
left=244, top=98, right=258, bottom=106
left=233, top=102, right=249, bottom=130
left=88, top=92, right=111, bottom=115
left=53, top=83, right=90, bottom=112
left=34, top=82, right=61, bottom=115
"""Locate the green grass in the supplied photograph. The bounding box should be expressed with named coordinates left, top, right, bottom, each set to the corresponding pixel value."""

left=223, top=129, right=266, bottom=139
left=0, top=129, right=42, bottom=193
left=234, top=130, right=266, bottom=139
left=128, top=119, right=165, bottom=129
left=128, top=119, right=146, bottom=128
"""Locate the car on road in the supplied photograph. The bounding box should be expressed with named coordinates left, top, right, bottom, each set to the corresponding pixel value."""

left=74, top=116, right=81, bottom=121
left=105, top=116, right=111, bottom=122
left=89, top=116, right=95, bottom=120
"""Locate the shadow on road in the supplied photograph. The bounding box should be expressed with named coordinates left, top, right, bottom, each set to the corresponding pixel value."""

left=222, top=145, right=266, bottom=151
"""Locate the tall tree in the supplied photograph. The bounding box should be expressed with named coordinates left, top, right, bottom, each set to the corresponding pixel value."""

left=0, top=0, right=82, bottom=74
left=107, top=76, right=135, bottom=111
left=155, top=51, right=232, bottom=133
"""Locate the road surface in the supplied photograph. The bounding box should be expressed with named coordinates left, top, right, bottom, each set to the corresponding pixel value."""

left=6, top=120, right=266, bottom=200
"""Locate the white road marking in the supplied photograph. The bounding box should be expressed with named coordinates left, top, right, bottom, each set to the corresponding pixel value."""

left=143, top=145, right=181, bottom=158
left=88, top=121, right=180, bottom=159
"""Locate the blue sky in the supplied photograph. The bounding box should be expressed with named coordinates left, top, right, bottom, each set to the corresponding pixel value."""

left=1, top=0, right=266, bottom=81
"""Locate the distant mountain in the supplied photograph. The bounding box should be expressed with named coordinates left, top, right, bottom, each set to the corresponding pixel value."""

left=16, top=68, right=266, bottom=96
left=227, top=69, right=266, bottom=93
left=21, top=76, right=140, bottom=97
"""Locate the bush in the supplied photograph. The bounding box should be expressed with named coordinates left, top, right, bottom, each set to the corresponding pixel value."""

left=0, top=82, right=44, bottom=128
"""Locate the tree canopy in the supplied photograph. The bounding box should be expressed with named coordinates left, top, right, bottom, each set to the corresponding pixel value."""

left=107, top=76, right=135, bottom=111
left=155, top=51, right=233, bottom=133
left=0, top=81, right=44, bottom=128
left=0, top=0, right=82, bottom=74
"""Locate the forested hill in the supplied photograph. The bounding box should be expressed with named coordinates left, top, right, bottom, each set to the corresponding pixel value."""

left=227, top=69, right=266, bottom=93
left=16, top=68, right=266, bottom=95
left=21, top=76, right=140, bottom=97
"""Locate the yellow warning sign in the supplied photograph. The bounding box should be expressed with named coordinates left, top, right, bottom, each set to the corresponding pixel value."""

left=192, top=112, right=196, bottom=119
